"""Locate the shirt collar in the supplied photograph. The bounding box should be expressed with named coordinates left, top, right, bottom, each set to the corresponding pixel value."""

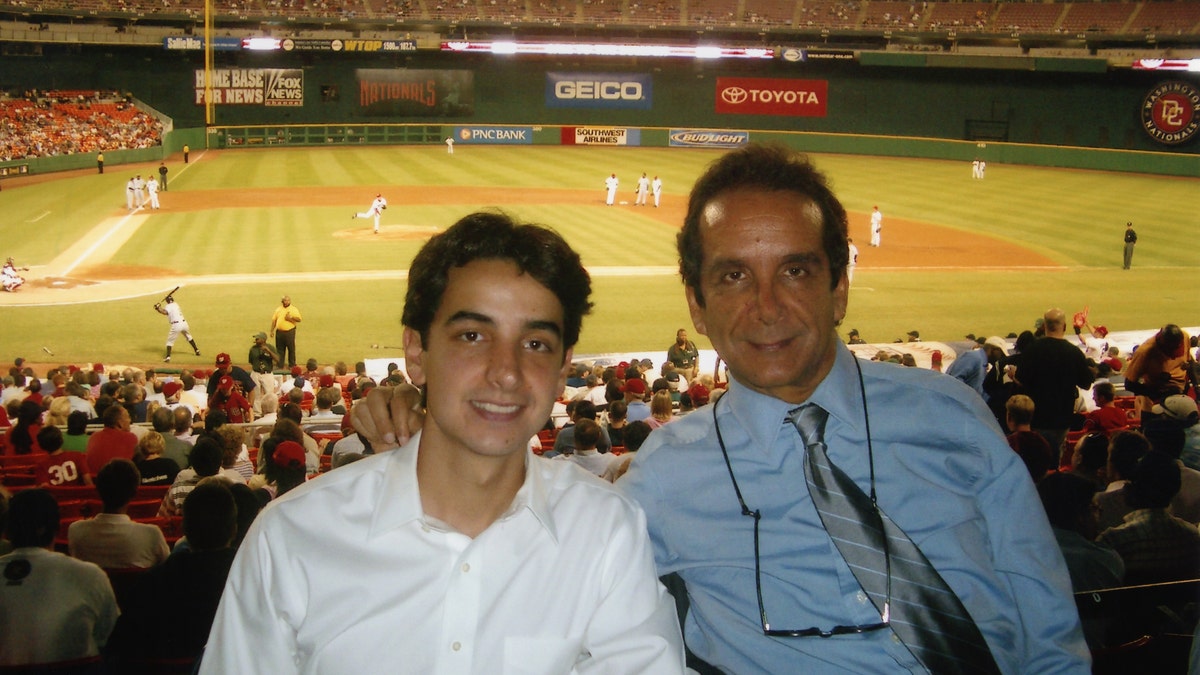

left=722, top=343, right=864, bottom=452
left=370, top=430, right=557, bottom=542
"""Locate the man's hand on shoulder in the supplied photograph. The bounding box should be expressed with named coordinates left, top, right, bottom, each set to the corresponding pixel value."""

left=351, top=383, right=425, bottom=451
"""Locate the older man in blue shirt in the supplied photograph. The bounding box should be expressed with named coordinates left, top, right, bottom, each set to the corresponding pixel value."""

left=620, top=144, right=1088, bottom=673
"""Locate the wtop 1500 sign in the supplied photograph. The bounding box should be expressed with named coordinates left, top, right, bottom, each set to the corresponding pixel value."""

left=546, top=73, right=652, bottom=110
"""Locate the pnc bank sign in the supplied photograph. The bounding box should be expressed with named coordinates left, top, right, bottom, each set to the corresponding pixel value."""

left=546, top=72, right=652, bottom=110
left=715, top=77, right=828, bottom=117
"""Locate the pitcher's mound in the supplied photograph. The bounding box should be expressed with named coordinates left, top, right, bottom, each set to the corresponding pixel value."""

left=335, top=225, right=441, bottom=241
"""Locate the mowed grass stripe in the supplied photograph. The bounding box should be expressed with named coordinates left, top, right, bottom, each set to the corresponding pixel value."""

left=2, top=146, right=1197, bottom=366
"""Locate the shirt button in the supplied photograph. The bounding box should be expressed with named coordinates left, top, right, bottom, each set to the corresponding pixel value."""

left=451, top=641, right=462, bottom=652
left=461, top=563, right=470, bottom=573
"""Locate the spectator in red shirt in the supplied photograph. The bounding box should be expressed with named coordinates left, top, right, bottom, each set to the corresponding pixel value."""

left=1083, top=382, right=1130, bottom=436
left=85, top=404, right=137, bottom=475
left=35, top=426, right=91, bottom=488
left=209, top=376, right=252, bottom=425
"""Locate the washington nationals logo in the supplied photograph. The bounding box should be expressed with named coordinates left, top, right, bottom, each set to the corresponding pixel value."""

left=721, top=87, right=749, bottom=105
left=1141, top=81, right=1200, bottom=146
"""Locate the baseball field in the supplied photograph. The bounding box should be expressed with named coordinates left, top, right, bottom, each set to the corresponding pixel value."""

left=0, top=144, right=1196, bottom=369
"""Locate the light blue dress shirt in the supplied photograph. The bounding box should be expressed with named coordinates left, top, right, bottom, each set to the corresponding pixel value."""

left=621, top=344, right=1089, bottom=673
left=946, top=347, right=988, bottom=397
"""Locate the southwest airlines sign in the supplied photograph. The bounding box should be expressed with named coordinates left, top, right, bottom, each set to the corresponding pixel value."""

left=546, top=72, right=652, bottom=110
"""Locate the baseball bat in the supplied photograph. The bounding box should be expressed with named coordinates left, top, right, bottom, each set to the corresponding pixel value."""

left=158, top=286, right=181, bottom=304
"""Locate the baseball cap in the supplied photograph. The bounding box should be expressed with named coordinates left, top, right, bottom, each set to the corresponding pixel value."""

left=215, top=353, right=231, bottom=367
left=623, top=378, right=647, bottom=396
left=984, top=336, right=1009, bottom=352
left=319, top=374, right=335, bottom=389
left=690, top=383, right=710, bottom=406
left=218, top=375, right=234, bottom=390
left=291, top=365, right=303, bottom=377
left=253, top=331, right=267, bottom=340
left=849, top=328, right=859, bottom=336
left=652, top=378, right=670, bottom=394
left=93, top=363, right=104, bottom=373
left=162, top=381, right=182, bottom=398
left=907, top=330, right=920, bottom=339
left=1150, top=395, right=1199, bottom=426
left=272, top=440, right=307, bottom=470
left=1094, top=325, right=1109, bottom=338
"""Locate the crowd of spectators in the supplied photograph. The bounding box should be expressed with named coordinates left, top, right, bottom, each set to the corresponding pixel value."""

left=2, top=0, right=1196, bottom=33
left=0, top=89, right=163, bottom=162
left=0, top=316, right=1197, bottom=667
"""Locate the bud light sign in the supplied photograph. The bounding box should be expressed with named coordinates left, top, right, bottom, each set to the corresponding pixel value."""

left=546, top=72, right=652, bottom=110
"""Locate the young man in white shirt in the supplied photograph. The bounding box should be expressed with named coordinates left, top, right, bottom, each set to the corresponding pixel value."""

left=202, top=212, right=685, bottom=674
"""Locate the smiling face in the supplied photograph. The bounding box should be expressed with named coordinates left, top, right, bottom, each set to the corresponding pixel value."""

left=404, top=258, right=572, bottom=465
left=686, top=188, right=848, bottom=404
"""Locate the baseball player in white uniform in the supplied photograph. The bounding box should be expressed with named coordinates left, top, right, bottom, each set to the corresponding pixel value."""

left=353, top=194, right=388, bottom=234
left=155, top=295, right=201, bottom=362
left=604, top=173, right=619, bottom=206
left=651, top=175, right=662, bottom=207
left=445, top=137, right=454, bottom=154
left=2, top=257, right=27, bottom=292
left=146, top=176, right=161, bottom=209
left=847, top=237, right=859, bottom=285
left=125, top=177, right=136, bottom=210
left=635, top=173, right=650, bottom=206
left=869, top=205, right=882, bottom=247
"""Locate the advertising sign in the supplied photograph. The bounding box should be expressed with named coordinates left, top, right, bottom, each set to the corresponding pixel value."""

left=453, top=126, right=533, bottom=144
left=715, top=77, right=827, bottom=117
left=193, top=69, right=303, bottom=106
left=546, top=72, right=652, bottom=110
left=668, top=129, right=749, bottom=148
left=357, top=69, right=474, bottom=117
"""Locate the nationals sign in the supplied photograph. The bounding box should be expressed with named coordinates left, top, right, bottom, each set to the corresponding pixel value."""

left=715, top=77, right=827, bottom=117
left=1141, top=81, right=1200, bottom=146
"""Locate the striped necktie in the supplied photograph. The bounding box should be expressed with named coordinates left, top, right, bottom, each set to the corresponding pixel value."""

left=791, top=403, right=1000, bottom=674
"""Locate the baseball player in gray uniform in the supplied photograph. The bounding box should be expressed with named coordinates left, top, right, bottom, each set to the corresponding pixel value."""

left=133, top=175, right=146, bottom=208
left=155, top=295, right=201, bottom=362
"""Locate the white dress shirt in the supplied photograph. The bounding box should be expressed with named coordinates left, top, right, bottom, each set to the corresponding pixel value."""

left=201, top=431, right=685, bottom=675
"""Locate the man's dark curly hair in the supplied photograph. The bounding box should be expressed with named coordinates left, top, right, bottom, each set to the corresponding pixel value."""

left=403, top=211, right=593, bottom=352
left=679, top=143, right=849, bottom=306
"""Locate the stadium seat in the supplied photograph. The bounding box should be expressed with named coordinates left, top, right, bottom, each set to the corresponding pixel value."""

left=47, top=485, right=101, bottom=502
left=126, top=499, right=162, bottom=519
left=0, top=453, right=48, bottom=470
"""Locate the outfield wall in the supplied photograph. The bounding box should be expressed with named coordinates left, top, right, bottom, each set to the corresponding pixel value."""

left=2, top=44, right=1197, bottom=175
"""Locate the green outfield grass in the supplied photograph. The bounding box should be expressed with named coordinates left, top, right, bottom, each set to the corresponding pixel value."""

left=0, top=145, right=1197, bottom=367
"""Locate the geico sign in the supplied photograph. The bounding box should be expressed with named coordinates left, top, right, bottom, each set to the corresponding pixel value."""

left=555, top=81, right=644, bottom=100
left=720, top=86, right=820, bottom=106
